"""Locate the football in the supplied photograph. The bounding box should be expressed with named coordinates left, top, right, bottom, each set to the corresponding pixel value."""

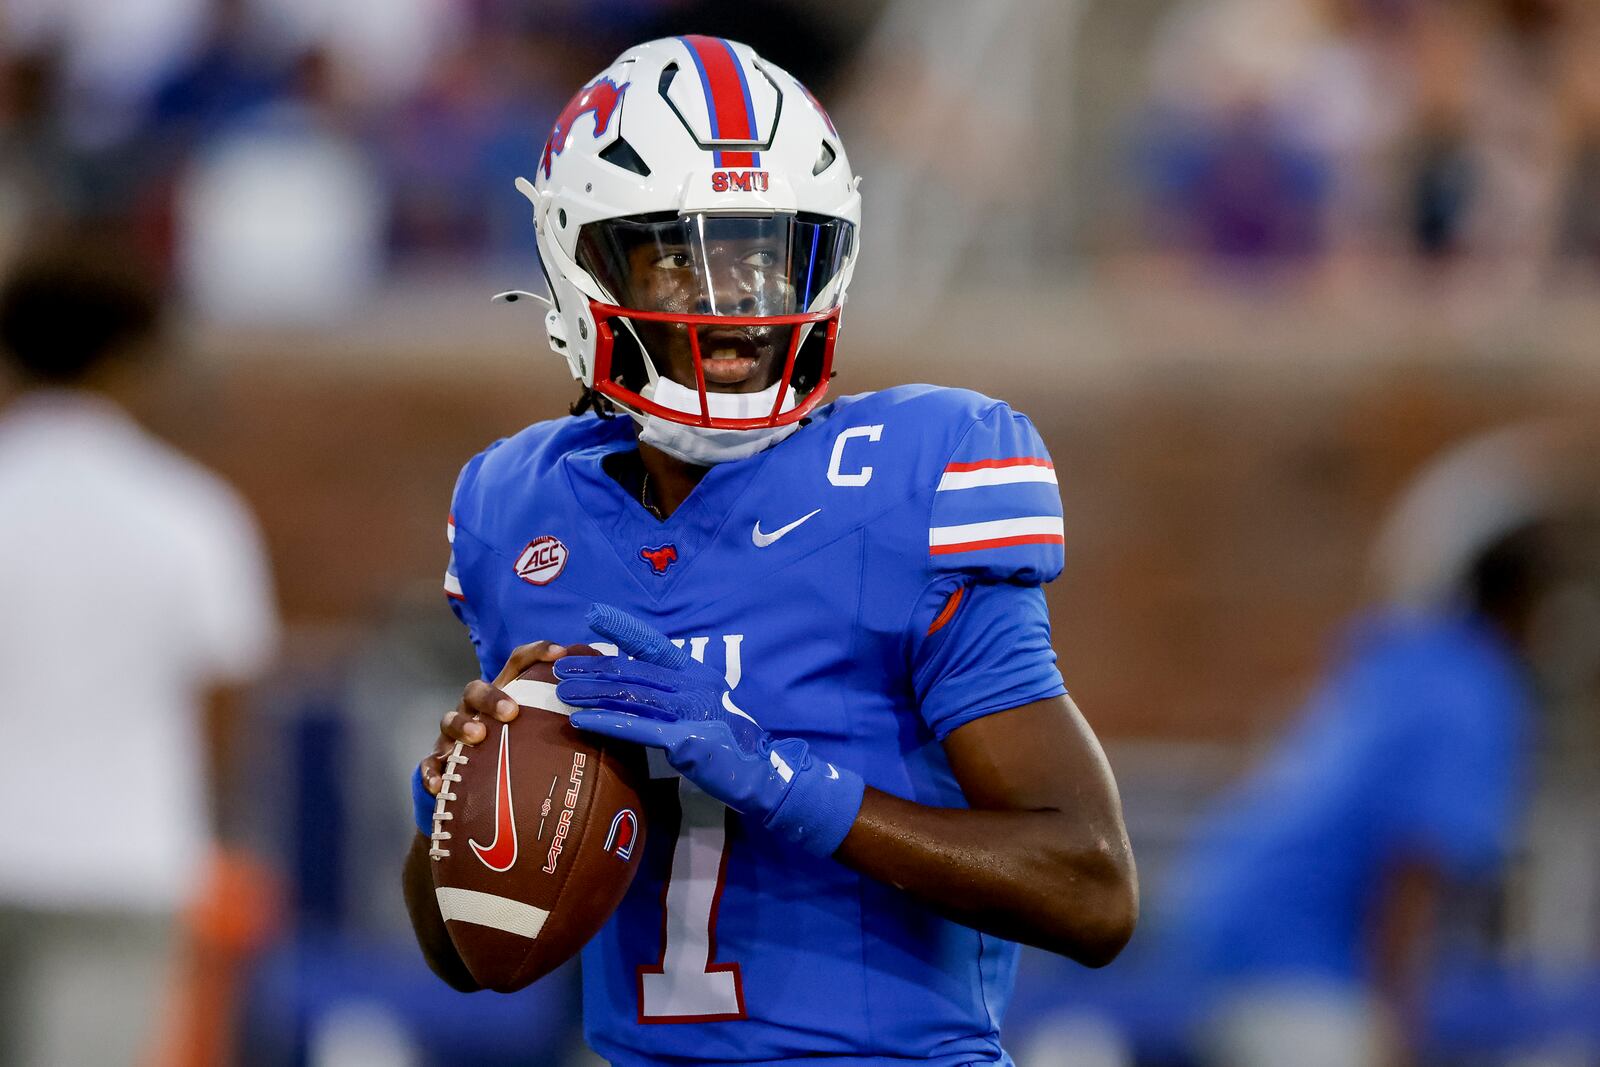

left=429, top=645, right=648, bottom=993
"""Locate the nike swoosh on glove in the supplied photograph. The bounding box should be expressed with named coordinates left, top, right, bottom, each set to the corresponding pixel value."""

left=553, top=603, right=866, bottom=858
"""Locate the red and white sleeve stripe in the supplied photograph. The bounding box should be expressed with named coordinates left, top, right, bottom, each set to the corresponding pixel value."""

left=936, top=457, right=1058, bottom=491
left=929, top=455, right=1063, bottom=556
left=928, top=516, right=1064, bottom=555
left=444, top=515, right=465, bottom=599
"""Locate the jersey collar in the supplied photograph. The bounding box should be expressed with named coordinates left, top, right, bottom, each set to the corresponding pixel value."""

left=561, top=427, right=778, bottom=598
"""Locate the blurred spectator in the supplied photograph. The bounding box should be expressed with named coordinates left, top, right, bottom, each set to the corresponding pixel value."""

left=264, top=0, right=465, bottom=101
left=0, top=238, right=281, bottom=1066
left=1138, top=0, right=1377, bottom=269
left=1165, top=421, right=1600, bottom=1067
left=147, top=0, right=297, bottom=150
left=173, top=48, right=387, bottom=324
left=383, top=33, right=579, bottom=262
left=1554, top=6, right=1600, bottom=272
left=1557, top=131, right=1600, bottom=268
left=1137, top=0, right=1600, bottom=280
left=1141, top=97, right=1331, bottom=265
left=0, top=52, right=71, bottom=265
left=1404, top=112, right=1477, bottom=260
left=0, top=0, right=204, bottom=151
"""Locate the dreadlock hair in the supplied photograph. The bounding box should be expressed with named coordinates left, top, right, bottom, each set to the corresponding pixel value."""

left=570, top=386, right=620, bottom=418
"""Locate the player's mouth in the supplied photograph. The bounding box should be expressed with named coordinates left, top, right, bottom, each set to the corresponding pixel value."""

left=699, top=330, right=765, bottom=387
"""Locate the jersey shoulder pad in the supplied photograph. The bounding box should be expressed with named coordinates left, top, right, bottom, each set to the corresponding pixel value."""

left=910, top=387, right=1063, bottom=585
left=449, top=413, right=627, bottom=538
left=818, top=386, right=1063, bottom=584
left=826, top=383, right=995, bottom=433
left=819, top=385, right=1015, bottom=474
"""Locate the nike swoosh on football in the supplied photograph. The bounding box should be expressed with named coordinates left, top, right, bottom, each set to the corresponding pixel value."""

left=469, top=725, right=519, bottom=872
left=752, top=508, right=822, bottom=548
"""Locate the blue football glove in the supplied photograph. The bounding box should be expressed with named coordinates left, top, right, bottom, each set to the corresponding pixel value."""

left=554, top=604, right=865, bottom=858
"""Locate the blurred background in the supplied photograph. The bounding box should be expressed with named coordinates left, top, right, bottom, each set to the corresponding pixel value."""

left=3, top=0, right=1599, bottom=1064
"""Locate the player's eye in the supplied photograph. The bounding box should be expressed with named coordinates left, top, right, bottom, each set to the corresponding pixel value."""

left=740, top=249, right=779, bottom=269
left=653, top=251, right=692, bottom=270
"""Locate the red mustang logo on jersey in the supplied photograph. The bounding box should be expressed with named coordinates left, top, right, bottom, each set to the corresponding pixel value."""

left=640, top=544, right=679, bottom=574
left=541, top=77, right=628, bottom=178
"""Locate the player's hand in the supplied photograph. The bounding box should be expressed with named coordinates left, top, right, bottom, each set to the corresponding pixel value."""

left=554, top=604, right=865, bottom=858
left=418, top=641, right=567, bottom=796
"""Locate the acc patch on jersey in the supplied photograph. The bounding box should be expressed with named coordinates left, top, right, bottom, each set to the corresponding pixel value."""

left=516, top=536, right=569, bottom=585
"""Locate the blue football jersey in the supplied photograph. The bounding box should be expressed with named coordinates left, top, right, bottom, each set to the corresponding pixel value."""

left=443, top=385, right=1068, bottom=1066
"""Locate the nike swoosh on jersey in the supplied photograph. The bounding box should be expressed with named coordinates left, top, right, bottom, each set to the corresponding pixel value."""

left=469, top=725, right=519, bottom=872
left=752, top=508, right=822, bottom=548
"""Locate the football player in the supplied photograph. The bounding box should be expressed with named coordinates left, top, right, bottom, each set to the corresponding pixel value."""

left=402, top=36, right=1136, bottom=1066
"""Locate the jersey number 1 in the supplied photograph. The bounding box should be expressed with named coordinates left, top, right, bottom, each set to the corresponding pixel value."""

left=638, top=773, right=746, bottom=1022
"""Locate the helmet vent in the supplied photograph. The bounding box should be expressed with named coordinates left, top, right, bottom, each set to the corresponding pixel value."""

left=813, top=141, right=837, bottom=176
left=599, top=137, right=652, bottom=177
left=658, top=64, right=679, bottom=96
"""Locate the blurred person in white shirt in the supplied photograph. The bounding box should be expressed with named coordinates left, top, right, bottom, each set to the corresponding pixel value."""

left=0, top=238, right=280, bottom=1067
left=175, top=48, right=387, bottom=326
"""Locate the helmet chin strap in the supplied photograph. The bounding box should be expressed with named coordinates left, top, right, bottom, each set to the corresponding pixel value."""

left=633, top=376, right=800, bottom=465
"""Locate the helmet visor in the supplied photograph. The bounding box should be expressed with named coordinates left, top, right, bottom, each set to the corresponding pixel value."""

left=575, top=212, right=854, bottom=316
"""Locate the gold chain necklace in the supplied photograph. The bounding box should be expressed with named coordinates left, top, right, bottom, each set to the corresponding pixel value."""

left=640, top=469, right=664, bottom=520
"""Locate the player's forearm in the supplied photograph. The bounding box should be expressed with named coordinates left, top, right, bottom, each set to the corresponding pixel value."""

left=1370, top=856, right=1443, bottom=1059
left=834, top=789, right=1137, bottom=967
left=402, top=834, right=483, bottom=992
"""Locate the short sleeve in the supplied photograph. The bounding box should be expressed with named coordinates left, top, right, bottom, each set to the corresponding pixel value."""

left=184, top=488, right=280, bottom=684
left=444, top=450, right=499, bottom=681
left=928, top=403, right=1063, bottom=585
left=909, top=581, right=1067, bottom=740
left=444, top=515, right=466, bottom=605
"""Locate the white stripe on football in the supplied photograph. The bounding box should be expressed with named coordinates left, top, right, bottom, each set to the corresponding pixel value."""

left=435, top=887, right=550, bottom=940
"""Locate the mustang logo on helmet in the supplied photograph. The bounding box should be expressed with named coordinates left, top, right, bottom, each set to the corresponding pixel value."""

left=541, top=77, right=629, bottom=178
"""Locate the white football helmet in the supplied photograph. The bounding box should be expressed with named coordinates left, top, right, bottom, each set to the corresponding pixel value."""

left=513, top=36, right=861, bottom=465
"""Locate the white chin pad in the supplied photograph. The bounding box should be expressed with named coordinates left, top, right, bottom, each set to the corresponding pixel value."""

left=633, top=377, right=802, bottom=466
left=643, top=376, right=796, bottom=420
